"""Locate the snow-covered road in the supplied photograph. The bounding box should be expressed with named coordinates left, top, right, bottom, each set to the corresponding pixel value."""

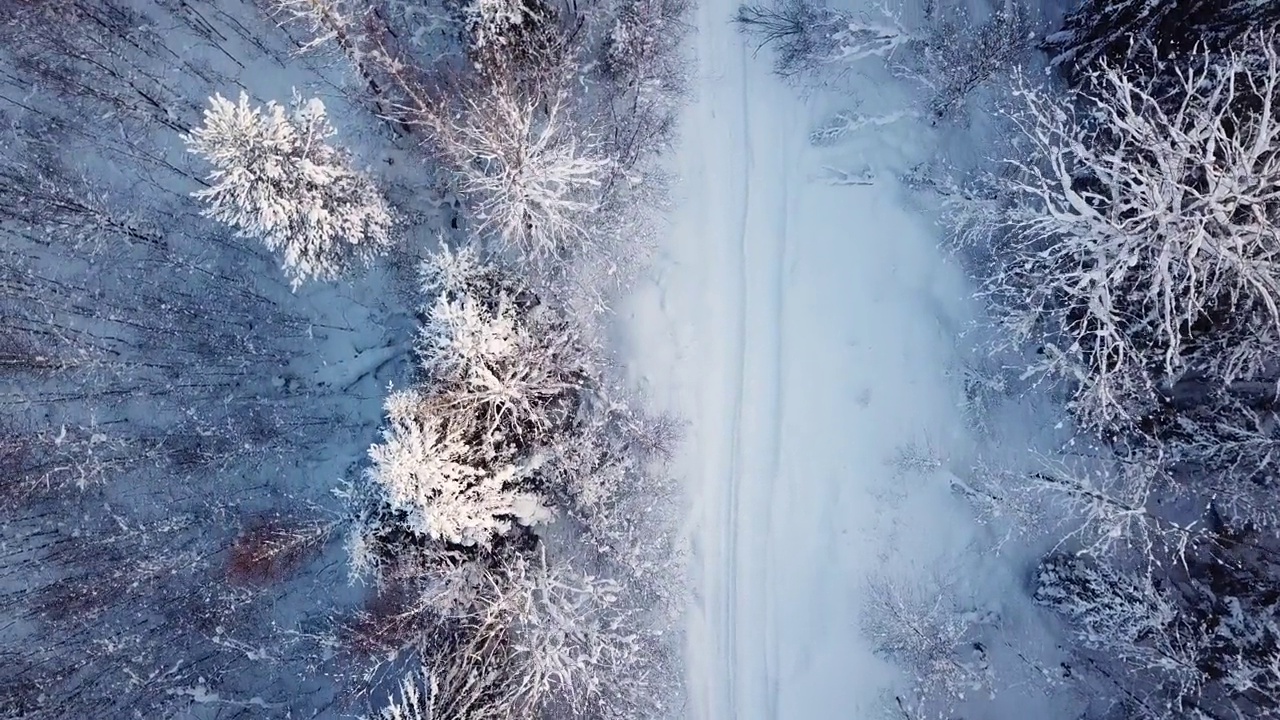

left=621, top=0, right=1013, bottom=717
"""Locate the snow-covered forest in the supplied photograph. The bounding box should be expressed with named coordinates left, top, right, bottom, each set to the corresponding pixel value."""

left=6, top=0, right=1280, bottom=718
left=0, top=0, right=686, bottom=717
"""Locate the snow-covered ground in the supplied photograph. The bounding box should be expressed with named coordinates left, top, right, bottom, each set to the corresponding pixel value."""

left=621, top=0, right=1075, bottom=718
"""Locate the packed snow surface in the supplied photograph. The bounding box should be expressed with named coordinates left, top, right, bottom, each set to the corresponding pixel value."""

left=622, top=0, right=1066, bottom=718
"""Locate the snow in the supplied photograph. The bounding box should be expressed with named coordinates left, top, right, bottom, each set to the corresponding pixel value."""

left=620, top=0, right=1077, bottom=717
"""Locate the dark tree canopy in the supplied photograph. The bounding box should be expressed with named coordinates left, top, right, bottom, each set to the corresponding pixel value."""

left=1043, top=0, right=1280, bottom=78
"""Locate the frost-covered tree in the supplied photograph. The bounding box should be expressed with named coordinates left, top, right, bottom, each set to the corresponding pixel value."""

left=1154, top=388, right=1280, bottom=533
left=1000, top=456, right=1175, bottom=559
left=901, top=2, right=1035, bottom=120
left=369, top=547, right=663, bottom=719
left=358, top=247, right=600, bottom=550
left=365, top=388, right=554, bottom=548
left=460, top=0, right=557, bottom=63
left=185, top=91, right=394, bottom=286
left=958, top=35, right=1280, bottom=433
left=478, top=548, right=653, bottom=714
left=417, top=245, right=590, bottom=439
left=1042, top=0, right=1280, bottom=78
left=1035, top=554, right=1181, bottom=660
left=1035, top=552, right=1280, bottom=718
left=604, top=0, right=689, bottom=97
left=420, top=78, right=612, bottom=264
left=863, top=570, right=994, bottom=711
left=733, top=0, right=908, bottom=79
left=543, top=399, right=683, bottom=600
left=600, top=0, right=689, bottom=199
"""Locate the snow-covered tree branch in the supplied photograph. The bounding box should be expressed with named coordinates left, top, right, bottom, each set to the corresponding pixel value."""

left=901, top=3, right=1034, bottom=120
left=1036, top=551, right=1280, bottom=718
left=359, top=247, right=595, bottom=550
left=863, top=569, right=994, bottom=713
left=367, top=546, right=665, bottom=719
left=417, top=245, right=591, bottom=437
left=1042, top=0, right=1280, bottom=79
left=958, top=35, right=1280, bottom=432
left=365, top=388, right=554, bottom=548
left=733, top=0, right=908, bottom=80
left=416, top=77, right=612, bottom=265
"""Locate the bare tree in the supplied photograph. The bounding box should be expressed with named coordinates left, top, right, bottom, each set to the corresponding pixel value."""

left=863, top=569, right=994, bottom=714
left=369, top=545, right=665, bottom=719
left=958, top=450, right=1214, bottom=564
left=420, top=77, right=613, bottom=265
left=734, top=0, right=909, bottom=80
left=1042, top=0, right=1280, bottom=79
left=900, top=2, right=1035, bottom=120
left=956, top=35, right=1280, bottom=433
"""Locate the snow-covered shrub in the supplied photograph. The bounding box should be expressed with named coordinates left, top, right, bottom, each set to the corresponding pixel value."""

left=1036, top=551, right=1280, bottom=717
left=376, top=655, right=528, bottom=720
left=809, top=108, right=915, bottom=146
left=418, top=77, right=612, bottom=265
left=417, top=245, right=591, bottom=439
left=1199, top=589, right=1280, bottom=714
left=369, top=547, right=662, bottom=719
left=185, top=92, right=393, bottom=287
left=901, top=2, right=1034, bottom=120
left=863, top=571, right=993, bottom=708
left=1033, top=553, right=1206, bottom=711
left=269, top=0, right=361, bottom=53
left=733, top=0, right=908, bottom=80
left=1034, top=554, right=1179, bottom=654
left=958, top=35, right=1280, bottom=433
left=365, top=388, right=554, bottom=548
left=1042, top=0, right=1280, bottom=78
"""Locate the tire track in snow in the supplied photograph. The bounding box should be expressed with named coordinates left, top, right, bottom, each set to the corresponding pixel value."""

left=729, top=29, right=794, bottom=717
left=720, top=32, right=751, bottom=720
left=677, top=0, right=794, bottom=713
left=763, top=132, right=789, bottom=720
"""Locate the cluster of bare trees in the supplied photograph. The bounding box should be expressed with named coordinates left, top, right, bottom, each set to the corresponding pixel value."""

left=1042, top=0, right=1280, bottom=78
left=0, top=0, right=686, bottom=714
left=249, top=0, right=691, bottom=717
left=734, top=0, right=1035, bottom=122
left=940, top=9, right=1280, bottom=719
left=0, top=0, right=414, bottom=717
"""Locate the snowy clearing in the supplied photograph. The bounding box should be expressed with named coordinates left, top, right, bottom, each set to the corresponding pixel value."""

left=621, top=0, right=1073, bottom=717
